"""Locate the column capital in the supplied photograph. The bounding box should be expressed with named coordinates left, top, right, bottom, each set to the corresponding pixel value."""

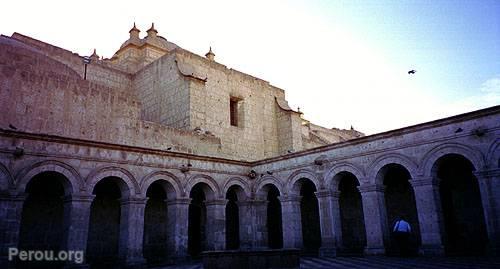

left=63, top=194, right=95, bottom=203
left=0, top=193, right=26, bottom=202
left=474, top=168, right=500, bottom=179
left=237, top=199, right=267, bottom=207
left=315, top=190, right=340, bottom=199
left=205, top=199, right=227, bottom=206
left=357, top=184, right=385, bottom=193
left=119, top=197, right=148, bottom=205
left=166, top=197, right=191, bottom=206
left=410, top=177, right=439, bottom=187
left=278, top=194, right=301, bottom=203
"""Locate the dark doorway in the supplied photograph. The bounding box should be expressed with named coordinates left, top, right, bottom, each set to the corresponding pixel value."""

left=18, top=172, right=67, bottom=268
left=381, top=164, right=421, bottom=255
left=266, top=185, right=283, bottom=249
left=143, top=181, right=168, bottom=265
left=299, top=179, right=322, bottom=255
left=188, top=184, right=207, bottom=257
left=437, top=154, right=488, bottom=255
left=226, top=187, right=240, bottom=250
left=338, top=172, right=366, bottom=254
left=86, top=177, right=122, bottom=266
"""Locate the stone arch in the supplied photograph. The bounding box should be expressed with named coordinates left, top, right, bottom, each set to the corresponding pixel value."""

left=368, top=153, right=417, bottom=185
left=18, top=169, right=69, bottom=258
left=140, top=171, right=182, bottom=199
left=142, top=172, right=179, bottom=264
left=324, top=162, right=365, bottom=191
left=376, top=161, right=421, bottom=254
left=286, top=169, right=322, bottom=195
left=223, top=177, right=251, bottom=201
left=294, top=176, right=322, bottom=253
left=433, top=153, right=488, bottom=255
left=337, top=171, right=366, bottom=253
left=87, top=173, right=130, bottom=264
left=0, top=162, right=14, bottom=192
left=187, top=178, right=220, bottom=256
left=486, top=138, right=500, bottom=168
left=85, top=166, right=138, bottom=197
left=185, top=174, right=220, bottom=200
left=254, top=175, right=284, bottom=198
left=420, top=143, right=485, bottom=178
left=225, top=183, right=248, bottom=250
left=15, top=160, right=83, bottom=195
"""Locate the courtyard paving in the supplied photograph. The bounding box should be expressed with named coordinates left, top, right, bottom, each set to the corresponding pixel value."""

left=158, top=256, right=500, bottom=269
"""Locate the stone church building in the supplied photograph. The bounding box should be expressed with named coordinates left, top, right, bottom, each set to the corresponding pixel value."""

left=0, top=24, right=499, bottom=268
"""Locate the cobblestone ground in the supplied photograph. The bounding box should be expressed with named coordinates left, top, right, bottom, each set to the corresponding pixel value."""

left=157, top=256, right=500, bottom=269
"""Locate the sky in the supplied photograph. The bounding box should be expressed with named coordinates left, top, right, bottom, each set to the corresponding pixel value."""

left=1, top=0, right=499, bottom=134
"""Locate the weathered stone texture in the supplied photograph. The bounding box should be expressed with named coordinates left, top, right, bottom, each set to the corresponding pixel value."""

left=0, top=36, right=223, bottom=158
left=3, top=25, right=362, bottom=161
left=0, top=25, right=499, bottom=268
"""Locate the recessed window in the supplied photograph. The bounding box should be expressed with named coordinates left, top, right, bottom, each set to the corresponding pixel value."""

left=230, top=98, right=239, bottom=126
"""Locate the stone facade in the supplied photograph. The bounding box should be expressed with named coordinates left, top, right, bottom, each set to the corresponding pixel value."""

left=0, top=25, right=499, bottom=268
left=4, top=25, right=361, bottom=162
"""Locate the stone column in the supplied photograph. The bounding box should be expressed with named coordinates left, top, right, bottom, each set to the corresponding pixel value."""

left=0, top=194, right=25, bottom=269
left=166, top=198, right=190, bottom=261
left=475, top=169, right=500, bottom=256
left=62, top=194, right=94, bottom=268
left=410, top=177, right=445, bottom=256
left=205, top=199, right=226, bottom=250
left=358, top=184, right=388, bottom=255
left=118, top=197, right=147, bottom=268
left=252, top=199, right=268, bottom=249
left=315, top=190, right=341, bottom=257
left=279, top=194, right=302, bottom=249
left=237, top=200, right=256, bottom=249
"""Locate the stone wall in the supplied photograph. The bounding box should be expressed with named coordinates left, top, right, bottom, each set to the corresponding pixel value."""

left=252, top=107, right=500, bottom=177
left=173, top=49, right=299, bottom=160
left=10, top=33, right=133, bottom=93
left=133, top=52, right=191, bottom=129
left=124, top=46, right=307, bottom=160
left=4, top=31, right=365, bottom=161
left=301, top=122, right=364, bottom=149
left=0, top=37, right=223, bottom=157
left=1, top=27, right=499, bottom=268
left=0, top=105, right=498, bottom=268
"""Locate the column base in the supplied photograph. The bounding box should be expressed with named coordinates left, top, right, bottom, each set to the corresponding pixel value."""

left=364, top=247, right=385, bottom=256
left=168, top=254, right=190, bottom=264
left=486, top=245, right=500, bottom=256
left=419, top=244, right=444, bottom=256
left=0, top=257, right=11, bottom=269
left=63, top=262, right=90, bottom=269
left=319, top=247, right=337, bottom=257
left=120, top=258, right=147, bottom=269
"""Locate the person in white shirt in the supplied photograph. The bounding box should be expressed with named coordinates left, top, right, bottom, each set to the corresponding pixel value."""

left=392, top=216, right=412, bottom=256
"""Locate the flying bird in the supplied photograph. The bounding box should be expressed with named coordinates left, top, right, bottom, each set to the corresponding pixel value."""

left=408, top=70, right=416, bottom=75
left=8, top=124, right=17, bottom=130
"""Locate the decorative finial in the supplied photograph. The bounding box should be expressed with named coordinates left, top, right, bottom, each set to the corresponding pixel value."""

left=205, top=46, right=215, bottom=61
left=146, top=23, right=158, bottom=38
left=90, top=49, right=99, bottom=61
left=129, top=22, right=140, bottom=39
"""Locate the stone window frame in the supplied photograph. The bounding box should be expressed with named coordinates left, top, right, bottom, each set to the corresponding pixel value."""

left=229, top=96, right=244, bottom=128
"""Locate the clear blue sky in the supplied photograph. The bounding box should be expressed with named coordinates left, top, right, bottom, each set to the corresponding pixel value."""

left=318, top=0, right=500, bottom=100
left=1, top=0, right=499, bottom=134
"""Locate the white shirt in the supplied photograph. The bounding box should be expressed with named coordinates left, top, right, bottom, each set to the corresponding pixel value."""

left=393, top=220, right=411, bottom=233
